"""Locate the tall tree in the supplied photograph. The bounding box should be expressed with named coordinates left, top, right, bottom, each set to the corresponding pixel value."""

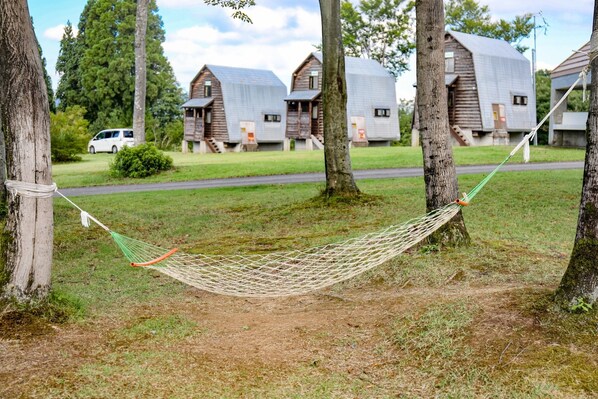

left=56, top=21, right=82, bottom=112
left=319, top=0, right=360, bottom=197
left=0, top=0, right=53, bottom=302
left=554, top=1, right=598, bottom=310
left=340, top=0, right=415, bottom=78
left=133, top=0, right=149, bottom=145
left=445, top=0, right=534, bottom=52
left=415, top=0, right=469, bottom=246
left=56, top=0, right=183, bottom=136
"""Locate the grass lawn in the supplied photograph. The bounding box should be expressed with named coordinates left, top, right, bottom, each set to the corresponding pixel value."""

left=51, top=145, right=586, bottom=188
left=2, top=167, right=597, bottom=398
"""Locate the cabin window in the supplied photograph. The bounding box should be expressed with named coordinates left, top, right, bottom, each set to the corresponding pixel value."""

left=513, top=95, right=528, bottom=106
left=301, top=102, right=309, bottom=113
left=309, top=71, right=319, bottom=90
left=204, top=80, right=212, bottom=97
left=445, top=51, right=455, bottom=73
left=374, top=108, right=391, bottom=117
left=206, top=111, right=212, bottom=124
left=185, top=109, right=194, bottom=118
left=288, top=101, right=298, bottom=112
left=312, top=105, right=318, bottom=119
left=264, top=114, right=281, bottom=123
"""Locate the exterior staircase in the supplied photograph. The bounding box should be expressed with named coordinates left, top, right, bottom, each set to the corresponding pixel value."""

left=311, top=134, right=324, bottom=150
left=206, top=137, right=223, bottom=153
left=450, top=125, right=471, bottom=146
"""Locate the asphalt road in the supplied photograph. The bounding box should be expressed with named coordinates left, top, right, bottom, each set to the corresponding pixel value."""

left=56, top=161, right=584, bottom=197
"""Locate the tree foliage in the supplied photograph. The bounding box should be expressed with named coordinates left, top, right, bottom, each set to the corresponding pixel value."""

left=445, top=0, right=534, bottom=52
left=534, top=69, right=550, bottom=145
left=50, top=106, right=90, bottom=162
left=204, top=0, right=255, bottom=23
left=56, top=0, right=184, bottom=142
left=340, top=0, right=415, bottom=78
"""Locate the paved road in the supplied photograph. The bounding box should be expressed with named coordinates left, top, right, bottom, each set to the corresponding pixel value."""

left=57, top=161, right=584, bottom=197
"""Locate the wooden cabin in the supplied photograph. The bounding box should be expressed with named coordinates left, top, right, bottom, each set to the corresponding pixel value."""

left=412, top=31, right=536, bottom=146
left=285, top=53, right=399, bottom=150
left=182, top=65, right=287, bottom=153
left=549, top=42, right=590, bottom=147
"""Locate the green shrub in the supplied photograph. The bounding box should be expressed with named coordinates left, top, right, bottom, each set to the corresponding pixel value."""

left=109, top=143, right=173, bottom=178
left=50, top=106, right=90, bottom=162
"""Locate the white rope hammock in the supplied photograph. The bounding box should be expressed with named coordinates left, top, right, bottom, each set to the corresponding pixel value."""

left=5, top=62, right=590, bottom=298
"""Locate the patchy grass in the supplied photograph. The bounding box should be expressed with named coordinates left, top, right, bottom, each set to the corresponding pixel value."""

left=52, top=145, right=585, bottom=188
left=4, top=167, right=598, bottom=398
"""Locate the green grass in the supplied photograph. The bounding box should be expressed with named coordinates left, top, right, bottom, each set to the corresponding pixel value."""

left=12, top=163, right=598, bottom=398
left=51, top=146, right=585, bottom=188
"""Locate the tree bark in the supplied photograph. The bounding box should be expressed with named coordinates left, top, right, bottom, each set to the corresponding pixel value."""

left=415, top=0, right=469, bottom=246
left=0, top=0, right=53, bottom=301
left=133, top=0, right=149, bottom=145
left=319, top=0, right=360, bottom=197
left=554, top=1, right=598, bottom=309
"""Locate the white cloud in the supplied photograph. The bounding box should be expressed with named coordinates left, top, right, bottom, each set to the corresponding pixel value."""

left=163, top=5, right=322, bottom=91
left=482, top=0, right=592, bottom=16
left=43, top=24, right=77, bottom=41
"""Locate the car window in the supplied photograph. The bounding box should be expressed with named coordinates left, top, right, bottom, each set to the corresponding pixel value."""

left=124, top=130, right=133, bottom=138
left=112, top=131, right=120, bottom=138
left=95, top=132, right=105, bottom=140
left=106, top=131, right=114, bottom=139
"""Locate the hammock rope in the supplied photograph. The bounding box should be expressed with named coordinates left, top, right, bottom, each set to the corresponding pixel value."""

left=6, top=65, right=588, bottom=298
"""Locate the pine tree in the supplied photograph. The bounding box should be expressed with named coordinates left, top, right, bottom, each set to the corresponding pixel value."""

left=56, top=21, right=82, bottom=111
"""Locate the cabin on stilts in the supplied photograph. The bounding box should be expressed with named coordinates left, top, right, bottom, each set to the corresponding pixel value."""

left=284, top=52, right=399, bottom=150
left=549, top=42, right=591, bottom=147
left=412, top=31, right=536, bottom=147
left=182, top=65, right=287, bottom=153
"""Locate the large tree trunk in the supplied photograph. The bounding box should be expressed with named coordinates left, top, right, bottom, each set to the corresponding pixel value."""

left=319, top=0, right=360, bottom=197
left=415, top=0, right=469, bottom=246
left=554, top=1, right=598, bottom=309
left=0, top=0, right=53, bottom=302
left=133, top=0, right=149, bottom=145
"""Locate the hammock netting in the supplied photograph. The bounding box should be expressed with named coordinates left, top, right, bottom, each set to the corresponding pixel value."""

left=111, top=202, right=461, bottom=297
left=7, top=64, right=588, bottom=298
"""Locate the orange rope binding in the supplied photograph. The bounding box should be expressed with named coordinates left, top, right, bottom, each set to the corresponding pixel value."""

left=131, top=248, right=179, bottom=267
left=454, top=199, right=469, bottom=207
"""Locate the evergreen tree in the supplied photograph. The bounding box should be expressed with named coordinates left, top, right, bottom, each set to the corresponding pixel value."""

left=56, top=0, right=182, bottom=136
left=56, top=21, right=82, bottom=111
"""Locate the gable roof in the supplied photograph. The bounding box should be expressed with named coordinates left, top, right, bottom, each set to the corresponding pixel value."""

left=310, top=52, right=392, bottom=78
left=193, top=65, right=286, bottom=87
left=551, top=42, right=590, bottom=79
left=447, top=30, right=527, bottom=61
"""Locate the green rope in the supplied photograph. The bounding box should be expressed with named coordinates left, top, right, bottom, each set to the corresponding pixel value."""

left=461, top=155, right=513, bottom=203
left=111, top=231, right=136, bottom=263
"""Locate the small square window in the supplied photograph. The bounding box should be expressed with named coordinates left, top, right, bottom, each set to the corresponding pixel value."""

left=374, top=108, right=391, bottom=117
left=513, top=95, right=528, bottom=106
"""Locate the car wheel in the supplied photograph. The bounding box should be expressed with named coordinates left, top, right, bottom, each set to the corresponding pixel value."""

left=89, top=146, right=96, bottom=154
left=112, top=146, right=118, bottom=154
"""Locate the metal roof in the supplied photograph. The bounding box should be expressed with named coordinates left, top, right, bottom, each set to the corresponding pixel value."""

left=181, top=97, right=214, bottom=108
left=447, top=31, right=528, bottom=61
left=551, top=42, right=590, bottom=79
left=311, top=52, right=393, bottom=78
left=445, top=74, right=459, bottom=86
left=284, top=90, right=321, bottom=101
left=205, top=64, right=286, bottom=87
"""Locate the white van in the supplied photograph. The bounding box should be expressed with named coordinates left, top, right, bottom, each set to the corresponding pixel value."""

left=88, top=128, right=135, bottom=154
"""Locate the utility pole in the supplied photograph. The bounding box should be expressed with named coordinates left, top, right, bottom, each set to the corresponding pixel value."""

left=532, top=15, right=538, bottom=145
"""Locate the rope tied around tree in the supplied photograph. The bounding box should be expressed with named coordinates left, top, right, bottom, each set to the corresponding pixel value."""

left=4, top=180, right=57, bottom=198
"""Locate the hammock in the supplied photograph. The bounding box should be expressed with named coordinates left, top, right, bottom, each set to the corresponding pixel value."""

left=6, top=66, right=588, bottom=298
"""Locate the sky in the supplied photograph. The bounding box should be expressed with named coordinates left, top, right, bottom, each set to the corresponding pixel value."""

left=28, top=0, right=594, bottom=102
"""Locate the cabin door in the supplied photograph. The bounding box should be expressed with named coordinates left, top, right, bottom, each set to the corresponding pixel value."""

left=448, top=88, right=456, bottom=126
left=492, top=104, right=507, bottom=130
left=299, top=101, right=311, bottom=138
left=350, top=116, right=368, bottom=144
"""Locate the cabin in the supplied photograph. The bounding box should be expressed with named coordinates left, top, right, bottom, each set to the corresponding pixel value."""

left=182, top=65, right=287, bottom=153
left=285, top=52, right=399, bottom=150
left=412, top=31, right=536, bottom=146
left=549, top=42, right=591, bottom=147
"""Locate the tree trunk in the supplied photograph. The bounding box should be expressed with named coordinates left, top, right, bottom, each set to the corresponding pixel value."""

left=0, top=0, right=53, bottom=302
left=133, top=0, right=149, bottom=145
left=554, top=1, right=598, bottom=309
left=319, top=0, right=360, bottom=197
left=415, top=0, right=469, bottom=246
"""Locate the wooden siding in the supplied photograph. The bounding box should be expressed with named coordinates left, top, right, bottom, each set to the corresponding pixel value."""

left=445, top=35, right=483, bottom=131
left=552, top=42, right=590, bottom=79
left=189, top=69, right=228, bottom=142
left=286, top=56, right=323, bottom=139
